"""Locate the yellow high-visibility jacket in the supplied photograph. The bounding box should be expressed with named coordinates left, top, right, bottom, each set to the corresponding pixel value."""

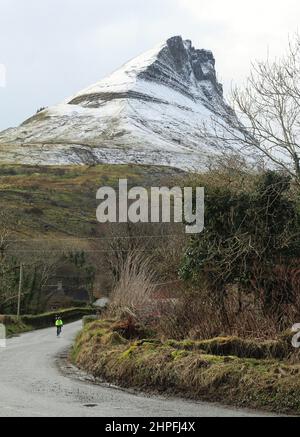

left=55, top=319, right=63, bottom=327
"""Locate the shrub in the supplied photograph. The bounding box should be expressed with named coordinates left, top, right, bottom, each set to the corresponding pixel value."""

left=180, top=171, right=300, bottom=328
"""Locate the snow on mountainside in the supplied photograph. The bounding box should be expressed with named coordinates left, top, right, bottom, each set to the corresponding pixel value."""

left=0, top=36, right=237, bottom=169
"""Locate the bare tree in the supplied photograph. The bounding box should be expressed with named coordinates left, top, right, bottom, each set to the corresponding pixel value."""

left=0, top=213, right=18, bottom=311
left=0, top=227, right=62, bottom=313
left=207, top=34, right=300, bottom=184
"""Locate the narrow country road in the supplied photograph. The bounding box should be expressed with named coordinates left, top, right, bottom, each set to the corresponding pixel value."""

left=0, top=321, right=274, bottom=417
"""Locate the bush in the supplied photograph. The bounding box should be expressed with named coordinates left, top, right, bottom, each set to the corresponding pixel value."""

left=180, top=171, right=300, bottom=328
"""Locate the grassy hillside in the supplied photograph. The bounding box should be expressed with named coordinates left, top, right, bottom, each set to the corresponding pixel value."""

left=0, top=164, right=183, bottom=239
left=0, top=163, right=185, bottom=312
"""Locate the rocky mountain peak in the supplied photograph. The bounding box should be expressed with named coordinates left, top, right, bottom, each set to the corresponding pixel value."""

left=68, top=36, right=223, bottom=108
left=0, top=36, right=236, bottom=170
left=138, top=36, right=223, bottom=97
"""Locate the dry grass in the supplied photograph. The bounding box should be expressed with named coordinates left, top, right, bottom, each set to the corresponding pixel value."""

left=106, top=252, right=157, bottom=323
left=103, top=253, right=295, bottom=343
left=155, top=286, right=292, bottom=341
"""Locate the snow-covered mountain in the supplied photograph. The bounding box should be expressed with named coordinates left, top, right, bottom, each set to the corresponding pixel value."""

left=0, top=36, right=236, bottom=169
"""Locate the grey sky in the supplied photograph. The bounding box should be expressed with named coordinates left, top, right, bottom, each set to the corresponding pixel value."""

left=0, top=0, right=299, bottom=130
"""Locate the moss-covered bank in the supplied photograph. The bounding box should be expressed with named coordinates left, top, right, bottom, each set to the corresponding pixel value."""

left=72, top=320, right=300, bottom=415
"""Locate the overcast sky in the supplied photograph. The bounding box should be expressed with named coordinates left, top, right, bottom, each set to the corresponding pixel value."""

left=0, top=0, right=299, bottom=130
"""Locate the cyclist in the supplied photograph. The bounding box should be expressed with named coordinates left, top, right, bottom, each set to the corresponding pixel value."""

left=55, top=316, right=63, bottom=337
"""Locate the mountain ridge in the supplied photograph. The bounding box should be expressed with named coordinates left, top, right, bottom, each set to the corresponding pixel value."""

left=0, top=36, right=236, bottom=169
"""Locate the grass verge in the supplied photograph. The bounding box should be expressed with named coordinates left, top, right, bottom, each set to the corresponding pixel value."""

left=72, top=319, right=300, bottom=415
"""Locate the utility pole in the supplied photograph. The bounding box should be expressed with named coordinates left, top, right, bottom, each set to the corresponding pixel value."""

left=17, top=263, right=23, bottom=320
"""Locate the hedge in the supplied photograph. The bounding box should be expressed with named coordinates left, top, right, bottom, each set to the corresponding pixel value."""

left=0, top=308, right=95, bottom=329
left=19, top=307, right=96, bottom=329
